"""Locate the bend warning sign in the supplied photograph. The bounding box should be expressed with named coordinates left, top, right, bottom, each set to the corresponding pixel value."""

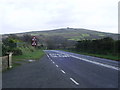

left=31, top=36, right=37, bottom=46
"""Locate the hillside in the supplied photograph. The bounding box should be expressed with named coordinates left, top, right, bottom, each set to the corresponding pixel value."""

left=2, top=28, right=119, bottom=41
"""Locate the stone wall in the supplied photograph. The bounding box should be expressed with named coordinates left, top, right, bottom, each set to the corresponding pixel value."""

left=2, top=56, right=9, bottom=71
left=0, top=57, right=2, bottom=72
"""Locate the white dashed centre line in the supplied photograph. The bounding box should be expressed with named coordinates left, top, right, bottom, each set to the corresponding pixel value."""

left=47, top=55, right=52, bottom=60
left=61, top=70, right=66, bottom=74
left=46, top=52, right=80, bottom=86
left=56, top=65, right=59, bottom=67
left=70, top=78, right=79, bottom=85
left=47, top=54, right=49, bottom=58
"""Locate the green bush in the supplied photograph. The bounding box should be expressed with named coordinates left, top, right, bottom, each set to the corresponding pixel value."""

left=2, top=44, right=23, bottom=56
left=75, top=37, right=119, bottom=55
left=2, top=44, right=9, bottom=56
left=12, top=48, right=23, bottom=55
left=30, top=48, right=34, bottom=52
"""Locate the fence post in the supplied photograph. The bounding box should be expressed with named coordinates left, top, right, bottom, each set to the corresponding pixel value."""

left=7, top=52, right=13, bottom=68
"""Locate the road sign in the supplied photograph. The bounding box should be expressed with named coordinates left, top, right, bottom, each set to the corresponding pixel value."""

left=31, top=36, right=37, bottom=46
left=32, top=41, right=37, bottom=46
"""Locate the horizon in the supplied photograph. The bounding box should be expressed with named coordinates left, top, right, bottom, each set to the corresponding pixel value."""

left=1, top=27, right=118, bottom=35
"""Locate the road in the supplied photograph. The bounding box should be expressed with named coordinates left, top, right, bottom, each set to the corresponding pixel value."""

left=2, top=50, right=119, bottom=88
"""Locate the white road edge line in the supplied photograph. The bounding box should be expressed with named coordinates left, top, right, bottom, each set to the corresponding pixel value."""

left=70, top=78, right=79, bottom=85
left=61, top=70, right=66, bottom=74
left=52, top=51, right=119, bottom=71
left=56, top=65, right=59, bottom=67
left=52, top=61, right=55, bottom=64
left=70, top=55, right=119, bottom=71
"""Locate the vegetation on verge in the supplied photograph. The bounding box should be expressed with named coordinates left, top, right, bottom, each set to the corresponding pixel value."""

left=2, top=29, right=120, bottom=63
left=2, top=34, right=45, bottom=68
left=12, top=48, right=44, bottom=68
left=13, top=47, right=44, bottom=62
left=63, top=37, right=119, bottom=61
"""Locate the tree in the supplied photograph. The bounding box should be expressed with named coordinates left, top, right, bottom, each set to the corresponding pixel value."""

left=75, top=37, right=116, bottom=54
left=21, top=34, right=32, bottom=44
left=45, top=35, right=75, bottom=49
left=2, top=36, right=22, bottom=56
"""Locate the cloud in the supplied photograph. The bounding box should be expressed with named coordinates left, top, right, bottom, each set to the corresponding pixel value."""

left=0, top=0, right=119, bottom=34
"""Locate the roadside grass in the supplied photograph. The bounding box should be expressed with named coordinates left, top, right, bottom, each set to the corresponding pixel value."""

left=12, top=47, right=45, bottom=68
left=77, top=52, right=119, bottom=61
left=12, top=63, right=21, bottom=68
left=60, top=49, right=119, bottom=61
left=13, top=49, right=44, bottom=61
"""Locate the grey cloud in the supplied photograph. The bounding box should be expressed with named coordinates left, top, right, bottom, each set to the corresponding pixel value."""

left=0, top=0, right=118, bottom=34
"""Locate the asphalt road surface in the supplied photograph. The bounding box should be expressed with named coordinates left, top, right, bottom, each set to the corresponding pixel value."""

left=2, top=50, right=119, bottom=88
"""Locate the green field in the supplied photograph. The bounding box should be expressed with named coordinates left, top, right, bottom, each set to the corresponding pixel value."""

left=3, top=28, right=119, bottom=41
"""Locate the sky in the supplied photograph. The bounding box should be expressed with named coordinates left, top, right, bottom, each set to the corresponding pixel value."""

left=0, top=0, right=119, bottom=34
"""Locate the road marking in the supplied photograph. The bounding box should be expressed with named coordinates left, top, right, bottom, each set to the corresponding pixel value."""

left=47, top=55, right=51, bottom=60
left=61, top=70, right=66, bottom=74
left=47, top=54, right=49, bottom=58
left=51, top=51, right=119, bottom=71
left=56, top=65, right=59, bottom=67
left=49, top=53, right=70, bottom=57
left=70, top=55, right=119, bottom=71
left=46, top=54, right=54, bottom=63
left=70, top=78, right=79, bottom=85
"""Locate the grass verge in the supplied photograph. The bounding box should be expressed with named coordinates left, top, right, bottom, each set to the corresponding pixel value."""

left=12, top=47, right=45, bottom=68
left=13, top=50, right=44, bottom=61
left=61, top=49, right=119, bottom=61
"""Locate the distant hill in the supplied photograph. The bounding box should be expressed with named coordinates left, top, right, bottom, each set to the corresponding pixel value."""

left=2, top=28, right=119, bottom=41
